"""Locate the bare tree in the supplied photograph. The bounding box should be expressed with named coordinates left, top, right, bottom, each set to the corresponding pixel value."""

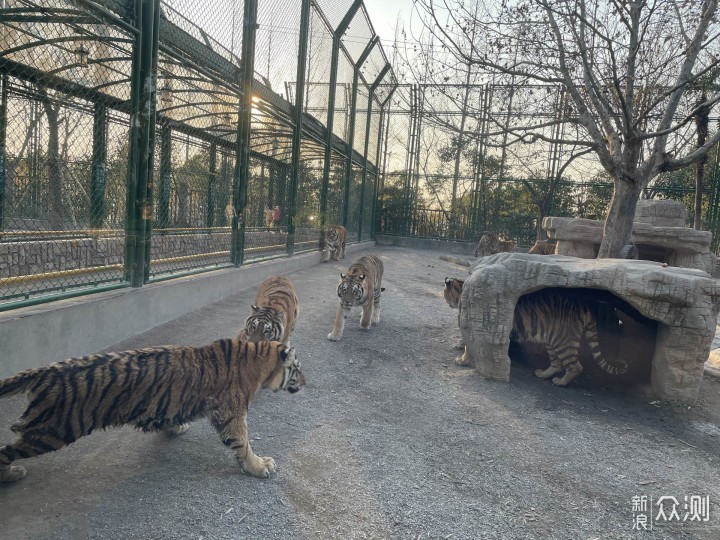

left=415, top=0, right=720, bottom=257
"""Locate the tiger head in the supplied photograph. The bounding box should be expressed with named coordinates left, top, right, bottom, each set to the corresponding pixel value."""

left=337, top=273, right=366, bottom=308
left=264, top=345, right=306, bottom=394
left=443, top=277, right=464, bottom=309
left=241, top=306, right=285, bottom=342
left=326, top=228, right=340, bottom=251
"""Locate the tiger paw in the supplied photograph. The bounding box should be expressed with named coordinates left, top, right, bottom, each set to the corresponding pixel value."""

left=0, top=466, right=27, bottom=483
left=454, top=355, right=472, bottom=367
left=360, top=324, right=371, bottom=331
left=239, top=457, right=276, bottom=479
left=551, top=376, right=571, bottom=387
left=327, top=333, right=341, bottom=341
left=165, top=423, right=189, bottom=436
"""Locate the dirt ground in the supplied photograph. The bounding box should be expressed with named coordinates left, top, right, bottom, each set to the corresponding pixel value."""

left=1, top=246, right=719, bottom=539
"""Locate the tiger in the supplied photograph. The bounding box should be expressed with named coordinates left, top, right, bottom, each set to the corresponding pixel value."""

left=321, top=225, right=347, bottom=263
left=240, top=276, right=299, bottom=345
left=474, top=232, right=517, bottom=258
left=0, top=339, right=304, bottom=484
left=528, top=239, right=556, bottom=255
left=327, top=254, right=384, bottom=341
left=442, top=278, right=628, bottom=386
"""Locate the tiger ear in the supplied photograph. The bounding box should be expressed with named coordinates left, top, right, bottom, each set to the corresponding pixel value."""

left=445, top=277, right=453, bottom=288
left=276, top=312, right=284, bottom=320
left=340, top=273, right=346, bottom=279
left=251, top=305, right=259, bottom=312
left=359, top=274, right=365, bottom=280
left=280, top=347, right=296, bottom=365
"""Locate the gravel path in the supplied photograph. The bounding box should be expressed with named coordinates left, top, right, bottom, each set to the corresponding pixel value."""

left=1, top=246, right=719, bottom=539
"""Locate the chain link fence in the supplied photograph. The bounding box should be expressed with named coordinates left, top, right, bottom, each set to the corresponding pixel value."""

left=0, top=0, right=394, bottom=309
left=375, top=83, right=720, bottom=250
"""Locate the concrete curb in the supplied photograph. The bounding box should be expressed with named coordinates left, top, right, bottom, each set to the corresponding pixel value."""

left=0, top=241, right=374, bottom=377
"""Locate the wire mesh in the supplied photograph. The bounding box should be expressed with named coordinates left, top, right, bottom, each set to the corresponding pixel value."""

left=0, top=0, right=392, bottom=308
left=0, top=0, right=132, bottom=306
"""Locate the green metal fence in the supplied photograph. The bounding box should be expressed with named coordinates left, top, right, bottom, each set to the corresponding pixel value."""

left=375, top=83, right=720, bottom=250
left=0, top=0, right=395, bottom=309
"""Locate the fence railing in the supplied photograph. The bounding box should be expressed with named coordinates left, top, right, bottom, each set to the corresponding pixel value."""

left=0, top=0, right=396, bottom=309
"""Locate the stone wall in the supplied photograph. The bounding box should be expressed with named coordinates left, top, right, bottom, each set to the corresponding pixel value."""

left=0, top=227, right=322, bottom=278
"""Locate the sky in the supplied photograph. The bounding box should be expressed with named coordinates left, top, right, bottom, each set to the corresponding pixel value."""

left=362, top=0, right=415, bottom=45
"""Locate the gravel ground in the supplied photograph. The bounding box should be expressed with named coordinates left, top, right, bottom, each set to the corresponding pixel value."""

left=1, top=246, right=719, bottom=540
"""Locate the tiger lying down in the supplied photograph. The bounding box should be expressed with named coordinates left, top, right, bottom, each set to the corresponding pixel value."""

left=0, top=339, right=305, bottom=483
left=443, top=277, right=628, bottom=386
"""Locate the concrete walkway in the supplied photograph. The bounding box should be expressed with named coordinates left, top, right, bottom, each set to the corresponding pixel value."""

left=1, top=246, right=719, bottom=539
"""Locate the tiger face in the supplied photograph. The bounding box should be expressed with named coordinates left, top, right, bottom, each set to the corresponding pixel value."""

left=326, top=229, right=340, bottom=251
left=443, top=277, right=464, bottom=309
left=337, top=273, right=366, bottom=308
left=243, top=306, right=284, bottom=342
left=264, top=347, right=306, bottom=394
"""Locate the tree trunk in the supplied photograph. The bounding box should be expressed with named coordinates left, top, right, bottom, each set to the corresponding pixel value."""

left=694, top=97, right=710, bottom=230
left=42, top=98, right=65, bottom=229
left=535, top=202, right=547, bottom=241
left=597, top=177, right=642, bottom=258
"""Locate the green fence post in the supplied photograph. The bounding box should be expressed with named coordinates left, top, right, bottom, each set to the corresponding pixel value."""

left=320, top=0, right=362, bottom=234
left=285, top=0, right=312, bottom=256
left=141, top=0, right=161, bottom=284
left=230, top=0, right=258, bottom=266
left=207, top=142, right=217, bottom=228
left=0, top=74, right=7, bottom=232
left=124, top=0, right=157, bottom=286
left=358, top=62, right=389, bottom=242
left=157, top=123, right=171, bottom=231
left=372, top=86, right=396, bottom=239
left=345, top=36, right=379, bottom=239
left=90, top=103, right=107, bottom=229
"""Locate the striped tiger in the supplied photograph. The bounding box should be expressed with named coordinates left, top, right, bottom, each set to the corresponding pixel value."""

left=474, top=232, right=517, bottom=258
left=321, top=225, right=347, bottom=263
left=442, top=278, right=628, bottom=385
left=240, top=276, right=299, bottom=345
left=327, top=254, right=384, bottom=341
left=0, top=339, right=304, bottom=483
left=528, top=239, right=556, bottom=255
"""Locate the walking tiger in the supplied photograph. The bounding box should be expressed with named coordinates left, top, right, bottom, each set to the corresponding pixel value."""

left=442, top=277, right=628, bottom=386
left=240, top=276, right=299, bottom=345
left=321, top=225, right=347, bottom=263
left=327, top=254, right=384, bottom=341
left=0, top=339, right=304, bottom=483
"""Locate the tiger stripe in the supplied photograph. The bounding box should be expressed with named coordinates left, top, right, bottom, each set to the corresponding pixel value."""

left=321, top=225, right=347, bottom=263
left=474, top=232, right=517, bottom=258
left=0, top=339, right=305, bottom=484
left=240, top=276, right=299, bottom=345
left=441, top=278, right=628, bottom=385
left=327, top=254, right=384, bottom=341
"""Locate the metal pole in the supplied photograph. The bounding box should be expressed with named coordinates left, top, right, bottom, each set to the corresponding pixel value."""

left=358, top=61, right=388, bottom=242
left=124, top=0, right=156, bottom=286
left=0, top=74, right=7, bottom=232
left=141, top=0, right=161, bottom=284
left=90, top=103, right=108, bottom=230
left=285, top=0, right=311, bottom=256
left=320, top=0, right=362, bottom=234
left=230, top=0, right=258, bottom=266
left=157, top=123, right=171, bottom=231
left=207, top=142, right=217, bottom=228
left=344, top=36, right=379, bottom=238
